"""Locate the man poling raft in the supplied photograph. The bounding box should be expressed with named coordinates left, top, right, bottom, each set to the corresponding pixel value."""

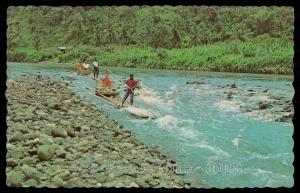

left=121, top=74, right=139, bottom=107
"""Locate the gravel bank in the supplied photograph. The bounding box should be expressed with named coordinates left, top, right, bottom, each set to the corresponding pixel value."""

left=6, top=75, right=192, bottom=188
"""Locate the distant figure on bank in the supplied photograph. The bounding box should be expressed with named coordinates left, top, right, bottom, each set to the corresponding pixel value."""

left=92, top=58, right=99, bottom=80
left=102, top=71, right=112, bottom=87
left=76, top=62, right=85, bottom=75
left=83, top=62, right=89, bottom=71
left=121, top=74, right=139, bottom=106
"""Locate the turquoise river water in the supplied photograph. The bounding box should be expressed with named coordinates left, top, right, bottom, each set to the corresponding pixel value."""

left=7, top=62, right=294, bottom=188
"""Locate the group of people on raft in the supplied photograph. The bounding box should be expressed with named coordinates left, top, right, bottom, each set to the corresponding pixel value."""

left=76, top=59, right=139, bottom=106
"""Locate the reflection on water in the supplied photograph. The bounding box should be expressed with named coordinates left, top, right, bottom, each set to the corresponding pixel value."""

left=7, top=62, right=294, bottom=188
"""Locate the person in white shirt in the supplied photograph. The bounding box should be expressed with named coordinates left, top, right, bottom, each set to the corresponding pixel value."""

left=83, top=62, right=89, bottom=70
left=92, top=58, right=99, bottom=80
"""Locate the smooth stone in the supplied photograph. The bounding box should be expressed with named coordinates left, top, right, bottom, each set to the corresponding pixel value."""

left=14, top=123, right=29, bottom=134
left=129, top=182, right=139, bottom=188
left=81, top=125, right=90, bottom=131
left=22, top=165, right=40, bottom=181
left=23, top=179, right=38, bottom=187
left=93, top=172, right=107, bottom=183
left=9, top=131, right=24, bottom=143
left=38, top=136, right=53, bottom=145
left=51, top=127, right=68, bottom=138
left=21, top=157, right=37, bottom=165
left=59, top=120, right=71, bottom=126
left=37, top=145, right=56, bottom=161
left=7, top=158, right=19, bottom=167
left=10, top=146, right=26, bottom=159
left=6, top=171, right=25, bottom=187
left=51, top=176, right=64, bottom=187
left=65, top=127, right=75, bottom=137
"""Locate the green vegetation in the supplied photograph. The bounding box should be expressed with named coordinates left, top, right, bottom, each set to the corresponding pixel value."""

left=7, top=6, right=294, bottom=74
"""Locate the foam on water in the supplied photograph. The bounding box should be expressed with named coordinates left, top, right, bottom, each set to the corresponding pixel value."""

left=214, top=100, right=242, bottom=112
left=124, top=106, right=157, bottom=118
left=194, top=143, right=230, bottom=158
left=156, top=115, right=179, bottom=129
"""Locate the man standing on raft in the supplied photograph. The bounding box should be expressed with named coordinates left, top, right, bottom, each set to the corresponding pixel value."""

left=121, top=74, right=139, bottom=107
left=92, top=58, right=99, bottom=80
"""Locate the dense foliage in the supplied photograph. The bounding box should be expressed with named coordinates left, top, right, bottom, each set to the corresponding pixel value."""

left=7, top=6, right=294, bottom=74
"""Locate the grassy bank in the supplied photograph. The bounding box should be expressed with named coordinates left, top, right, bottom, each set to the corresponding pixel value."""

left=7, top=36, right=293, bottom=75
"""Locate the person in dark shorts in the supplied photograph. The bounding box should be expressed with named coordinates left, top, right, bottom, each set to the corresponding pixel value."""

left=92, top=58, right=99, bottom=80
left=121, top=74, right=139, bottom=106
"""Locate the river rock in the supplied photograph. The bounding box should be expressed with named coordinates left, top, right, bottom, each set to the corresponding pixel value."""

left=81, top=125, right=90, bottom=131
left=37, top=145, right=56, bottom=161
left=6, top=171, right=25, bottom=187
left=23, top=179, right=38, bottom=187
left=22, top=165, right=40, bottom=181
left=21, top=157, right=37, bottom=165
left=39, top=135, right=53, bottom=145
left=93, top=172, right=107, bottom=183
left=51, top=176, right=64, bottom=187
left=59, top=119, right=71, bottom=126
left=51, top=127, right=68, bottom=138
left=65, top=127, right=75, bottom=137
left=7, top=158, right=18, bottom=167
left=258, top=102, right=271, bottom=109
left=14, top=123, right=29, bottom=134
left=10, top=146, right=26, bottom=159
left=9, top=131, right=24, bottom=143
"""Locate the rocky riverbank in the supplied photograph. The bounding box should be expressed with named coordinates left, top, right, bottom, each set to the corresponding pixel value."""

left=6, top=75, right=192, bottom=188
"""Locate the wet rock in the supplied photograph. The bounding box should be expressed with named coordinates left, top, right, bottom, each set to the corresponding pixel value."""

left=6, top=171, right=25, bottom=187
left=258, top=102, right=271, bottom=110
left=230, top=83, right=237, bottom=88
left=37, top=145, right=56, bottom=161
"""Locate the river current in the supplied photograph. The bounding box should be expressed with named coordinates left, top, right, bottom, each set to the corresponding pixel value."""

left=7, top=62, right=294, bottom=188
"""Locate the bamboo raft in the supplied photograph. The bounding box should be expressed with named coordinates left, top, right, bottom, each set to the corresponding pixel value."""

left=86, top=86, right=156, bottom=119
left=86, top=87, right=130, bottom=109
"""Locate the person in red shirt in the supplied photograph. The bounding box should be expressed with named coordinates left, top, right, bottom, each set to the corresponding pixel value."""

left=122, top=74, right=138, bottom=106
left=102, top=72, right=112, bottom=87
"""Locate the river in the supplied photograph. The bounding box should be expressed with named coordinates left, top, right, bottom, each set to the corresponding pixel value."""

left=7, top=62, right=294, bottom=188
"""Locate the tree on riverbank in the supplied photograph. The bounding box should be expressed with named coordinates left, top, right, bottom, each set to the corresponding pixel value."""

left=7, top=6, right=294, bottom=74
